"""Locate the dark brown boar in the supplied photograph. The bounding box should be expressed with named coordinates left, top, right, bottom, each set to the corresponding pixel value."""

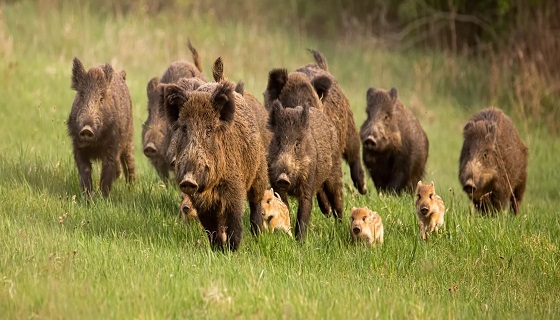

left=162, top=81, right=268, bottom=251
left=264, top=50, right=367, bottom=195
left=67, top=57, right=135, bottom=197
left=459, top=107, right=528, bottom=214
left=142, top=40, right=206, bottom=180
left=267, top=100, right=343, bottom=240
left=360, top=87, right=429, bottom=194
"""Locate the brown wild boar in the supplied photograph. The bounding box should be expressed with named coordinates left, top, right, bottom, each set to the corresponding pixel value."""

left=350, top=207, right=384, bottom=246
left=180, top=192, right=197, bottom=222
left=415, top=181, right=445, bottom=239
left=261, top=188, right=292, bottom=237
left=360, top=87, right=429, bottom=194
left=264, top=49, right=367, bottom=195
left=459, top=107, right=528, bottom=213
left=67, top=57, right=135, bottom=197
left=142, top=40, right=205, bottom=180
left=162, top=81, right=268, bottom=251
left=267, top=100, right=343, bottom=240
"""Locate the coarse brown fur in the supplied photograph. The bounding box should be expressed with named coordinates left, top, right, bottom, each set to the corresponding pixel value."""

left=264, top=50, right=367, bottom=195
left=350, top=207, right=384, bottom=246
left=163, top=81, right=268, bottom=251
left=459, top=107, right=528, bottom=214
left=267, top=100, right=343, bottom=240
left=360, top=87, right=429, bottom=194
left=415, top=181, right=445, bottom=239
left=142, top=40, right=206, bottom=180
left=67, top=57, right=135, bottom=197
left=261, top=188, right=292, bottom=237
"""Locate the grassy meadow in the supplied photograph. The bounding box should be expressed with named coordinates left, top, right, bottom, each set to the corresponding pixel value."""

left=0, top=1, right=559, bottom=319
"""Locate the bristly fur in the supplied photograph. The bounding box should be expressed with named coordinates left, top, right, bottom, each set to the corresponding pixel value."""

left=187, top=38, right=203, bottom=73
left=212, top=57, right=225, bottom=82
left=266, top=69, right=288, bottom=101
left=307, top=48, right=329, bottom=71
left=211, top=81, right=236, bottom=124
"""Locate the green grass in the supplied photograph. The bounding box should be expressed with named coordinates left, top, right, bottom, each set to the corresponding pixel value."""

left=1, top=1, right=559, bottom=319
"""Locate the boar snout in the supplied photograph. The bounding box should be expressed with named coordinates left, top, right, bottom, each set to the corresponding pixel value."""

left=352, top=226, right=361, bottom=235
left=420, top=206, right=429, bottom=215
left=180, top=176, right=199, bottom=195
left=143, top=142, right=157, bottom=158
left=79, top=125, right=95, bottom=141
left=363, top=135, right=377, bottom=149
left=181, top=202, right=191, bottom=215
left=463, top=179, right=476, bottom=195
left=276, top=173, right=291, bottom=189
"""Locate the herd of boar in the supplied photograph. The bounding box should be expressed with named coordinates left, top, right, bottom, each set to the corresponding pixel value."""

left=67, top=42, right=528, bottom=250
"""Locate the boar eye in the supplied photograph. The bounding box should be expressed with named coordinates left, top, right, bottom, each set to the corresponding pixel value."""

left=429, top=193, right=433, bottom=199
left=362, top=216, right=367, bottom=222
left=417, top=194, right=421, bottom=200
left=351, top=216, right=354, bottom=221
left=384, top=114, right=390, bottom=121
left=267, top=199, right=272, bottom=204
left=206, top=128, right=212, bottom=137
left=170, top=158, right=176, bottom=169
left=294, top=141, right=301, bottom=151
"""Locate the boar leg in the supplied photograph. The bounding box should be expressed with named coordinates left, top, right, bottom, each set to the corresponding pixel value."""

left=295, top=189, right=314, bottom=240
left=121, top=145, right=135, bottom=184
left=225, top=188, right=245, bottom=251
left=248, top=166, right=267, bottom=236
left=316, top=189, right=331, bottom=216
left=100, top=154, right=119, bottom=197
left=511, top=182, right=526, bottom=214
left=387, top=169, right=409, bottom=194
left=344, top=128, right=367, bottom=195
left=74, top=151, right=93, bottom=196
left=323, top=175, right=344, bottom=220
left=198, top=210, right=222, bottom=250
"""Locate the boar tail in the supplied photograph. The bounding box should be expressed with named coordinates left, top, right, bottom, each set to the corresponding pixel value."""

left=187, top=38, right=203, bottom=73
left=307, top=49, right=329, bottom=71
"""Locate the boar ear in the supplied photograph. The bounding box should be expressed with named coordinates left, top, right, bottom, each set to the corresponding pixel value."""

left=147, top=77, right=159, bottom=103
left=268, top=99, right=283, bottom=128
left=430, top=181, right=434, bottom=187
left=312, top=76, right=331, bottom=101
left=351, top=206, right=357, bottom=212
left=274, top=192, right=282, bottom=199
left=487, top=122, right=497, bottom=141
left=463, top=120, right=475, bottom=137
left=119, top=70, right=127, bottom=81
left=212, top=57, right=224, bottom=82
left=417, top=180, right=422, bottom=187
left=212, top=81, right=236, bottom=124
left=235, top=80, right=245, bottom=95
left=389, top=87, right=398, bottom=101
left=300, top=103, right=310, bottom=128
left=266, top=69, right=288, bottom=101
left=71, top=57, right=86, bottom=91
left=101, top=64, right=114, bottom=86
left=162, top=84, right=187, bottom=124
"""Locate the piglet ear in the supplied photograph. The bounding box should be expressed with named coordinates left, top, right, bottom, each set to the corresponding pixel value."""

left=274, top=192, right=282, bottom=199
left=417, top=180, right=423, bottom=187
left=266, top=69, right=288, bottom=101
left=311, top=75, right=331, bottom=102
left=212, top=57, right=225, bottom=82
left=212, top=81, right=236, bottom=125
left=101, top=63, right=114, bottom=86
left=71, top=57, right=86, bottom=91
left=162, top=84, right=187, bottom=124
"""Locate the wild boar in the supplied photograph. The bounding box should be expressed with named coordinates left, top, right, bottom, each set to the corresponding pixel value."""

left=459, top=107, right=528, bottom=213
left=360, top=87, right=429, bottom=194
left=142, top=40, right=205, bottom=180
left=350, top=207, right=384, bottom=246
left=267, top=100, right=343, bottom=240
left=261, top=188, right=292, bottom=237
left=163, top=81, right=268, bottom=251
left=67, top=57, right=135, bottom=197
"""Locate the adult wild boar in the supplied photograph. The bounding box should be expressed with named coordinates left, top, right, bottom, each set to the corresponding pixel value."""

left=67, top=57, right=135, bottom=197
left=264, top=49, right=367, bottom=195
left=162, top=81, right=268, bottom=251
left=142, top=40, right=205, bottom=180
left=459, top=107, right=528, bottom=213
left=267, top=100, right=343, bottom=240
left=360, top=87, right=429, bottom=194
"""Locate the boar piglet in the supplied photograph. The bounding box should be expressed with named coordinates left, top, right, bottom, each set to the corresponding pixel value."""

left=459, top=107, right=528, bottom=214
left=163, top=81, right=268, bottom=251
left=360, top=87, right=429, bottom=194
left=142, top=39, right=206, bottom=180
left=67, top=57, right=135, bottom=197
left=267, top=100, right=343, bottom=240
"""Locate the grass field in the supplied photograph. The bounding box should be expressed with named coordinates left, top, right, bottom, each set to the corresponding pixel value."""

left=0, top=1, right=559, bottom=319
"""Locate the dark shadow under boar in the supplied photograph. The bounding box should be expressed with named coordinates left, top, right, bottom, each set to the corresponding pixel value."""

left=459, top=107, right=528, bottom=214
left=360, top=87, right=429, bottom=194
left=268, top=100, right=343, bottom=240
left=142, top=40, right=205, bottom=180
left=67, top=57, right=135, bottom=197
left=163, top=81, right=268, bottom=251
